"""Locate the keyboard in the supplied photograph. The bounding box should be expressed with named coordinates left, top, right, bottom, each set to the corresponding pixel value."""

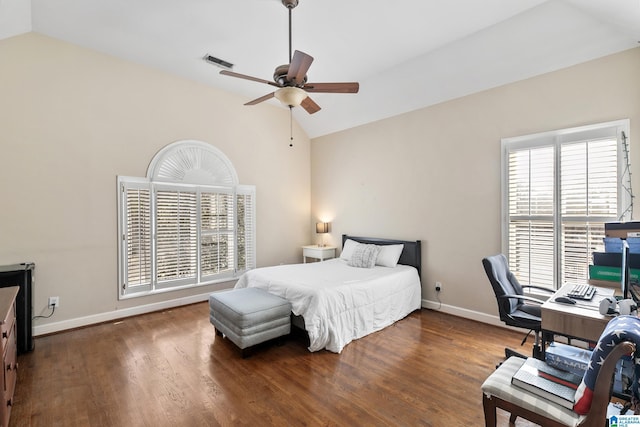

left=566, top=284, right=596, bottom=300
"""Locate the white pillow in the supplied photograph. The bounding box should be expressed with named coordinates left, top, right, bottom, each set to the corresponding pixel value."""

left=375, top=244, right=404, bottom=267
left=348, top=244, right=381, bottom=268
left=340, top=239, right=359, bottom=260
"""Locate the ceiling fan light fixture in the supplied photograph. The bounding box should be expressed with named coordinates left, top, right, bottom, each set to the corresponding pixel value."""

left=282, top=0, right=299, bottom=9
left=274, top=87, right=307, bottom=107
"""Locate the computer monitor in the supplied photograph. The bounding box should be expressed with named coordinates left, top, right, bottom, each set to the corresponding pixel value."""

left=621, top=240, right=630, bottom=300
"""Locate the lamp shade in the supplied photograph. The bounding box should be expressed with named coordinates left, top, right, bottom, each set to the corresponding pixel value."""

left=274, top=87, right=308, bottom=107
left=316, top=222, right=329, bottom=234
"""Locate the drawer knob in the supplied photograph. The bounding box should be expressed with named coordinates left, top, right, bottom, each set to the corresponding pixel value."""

left=1, top=331, right=7, bottom=339
left=6, top=398, right=12, bottom=407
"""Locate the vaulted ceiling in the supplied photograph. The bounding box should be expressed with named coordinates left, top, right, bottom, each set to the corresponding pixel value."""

left=2, top=0, right=638, bottom=138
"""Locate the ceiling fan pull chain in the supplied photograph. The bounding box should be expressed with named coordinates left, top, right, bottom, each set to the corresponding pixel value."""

left=289, top=106, right=294, bottom=147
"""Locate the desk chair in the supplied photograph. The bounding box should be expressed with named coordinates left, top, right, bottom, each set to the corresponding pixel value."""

left=482, top=254, right=554, bottom=358
left=481, top=315, right=640, bottom=426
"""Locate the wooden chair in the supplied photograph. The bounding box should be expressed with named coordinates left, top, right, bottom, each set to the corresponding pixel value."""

left=481, top=340, right=635, bottom=426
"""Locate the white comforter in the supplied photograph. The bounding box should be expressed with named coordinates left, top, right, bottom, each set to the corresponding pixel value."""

left=234, top=258, right=422, bottom=353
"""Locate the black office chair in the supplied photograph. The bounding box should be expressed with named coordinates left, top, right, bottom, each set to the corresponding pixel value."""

left=482, top=254, right=554, bottom=359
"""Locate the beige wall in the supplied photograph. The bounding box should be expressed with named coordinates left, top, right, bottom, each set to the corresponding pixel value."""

left=1, top=33, right=638, bottom=335
left=311, top=47, right=640, bottom=324
left=0, top=33, right=311, bottom=333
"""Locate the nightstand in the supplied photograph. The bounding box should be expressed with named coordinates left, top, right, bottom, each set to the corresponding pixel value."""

left=302, top=245, right=336, bottom=263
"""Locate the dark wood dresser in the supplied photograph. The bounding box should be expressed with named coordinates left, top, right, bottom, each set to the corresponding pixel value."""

left=0, top=287, right=18, bottom=427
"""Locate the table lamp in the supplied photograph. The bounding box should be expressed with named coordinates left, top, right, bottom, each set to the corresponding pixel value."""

left=316, top=222, right=329, bottom=247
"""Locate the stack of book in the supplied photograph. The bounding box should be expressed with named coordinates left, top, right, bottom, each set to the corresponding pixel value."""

left=545, top=342, right=590, bottom=376
left=511, top=357, right=582, bottom=409
left=545, top=342, right=633, bottom=396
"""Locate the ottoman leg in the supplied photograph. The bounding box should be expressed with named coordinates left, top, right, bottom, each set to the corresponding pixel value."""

left=241, top=347, right=254, bottom=359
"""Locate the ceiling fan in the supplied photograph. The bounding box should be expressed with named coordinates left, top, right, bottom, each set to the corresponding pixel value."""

left=219, top=0, right=359, bottom=114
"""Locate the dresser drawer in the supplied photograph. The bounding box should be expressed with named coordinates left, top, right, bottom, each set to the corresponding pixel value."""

left=0, top=303, right=15, bottom=351
left=0, top=287, right=18, bottom=427
left=1, top=325, right=16, bottom=427
left=3, top=326, right=17, bottom=402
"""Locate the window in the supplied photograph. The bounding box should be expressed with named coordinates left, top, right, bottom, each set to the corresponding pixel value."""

left=117, top=141, right=256, bottom=298
left=502, top=120, right=631, bottom=290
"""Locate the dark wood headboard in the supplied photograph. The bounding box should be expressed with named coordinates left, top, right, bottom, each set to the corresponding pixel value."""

left=342, top=234, right=422, bottom=277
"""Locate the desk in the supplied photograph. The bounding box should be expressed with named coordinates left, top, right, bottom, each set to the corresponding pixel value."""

left=541, top=284, right=616, bottom=351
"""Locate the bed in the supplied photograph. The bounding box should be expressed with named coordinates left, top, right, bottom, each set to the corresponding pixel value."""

left=234, top=235, right=422, bottom=353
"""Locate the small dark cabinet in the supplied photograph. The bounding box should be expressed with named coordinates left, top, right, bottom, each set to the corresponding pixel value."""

left=0, top=263, right=34, bottom=354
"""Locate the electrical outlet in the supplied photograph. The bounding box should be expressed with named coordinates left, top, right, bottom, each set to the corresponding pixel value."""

left=435, top=282, right=442, bottom=292
left=48, top=296, right=59, bottom=309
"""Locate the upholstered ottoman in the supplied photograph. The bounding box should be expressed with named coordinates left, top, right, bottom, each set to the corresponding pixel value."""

left=209, top=287, right=291, bottom=357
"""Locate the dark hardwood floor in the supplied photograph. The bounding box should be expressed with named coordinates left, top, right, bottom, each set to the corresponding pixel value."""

left=10, top=303, right=538, bottom=426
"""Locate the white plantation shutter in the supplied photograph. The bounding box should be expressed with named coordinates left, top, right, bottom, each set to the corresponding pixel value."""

left=155, top=187, right=198, bottom=286
left=507, top=146, right=555, bottom=288
left=200, top=190, right=235, bottom=279
left=559, top=139, right=617, bottom=285
left=236, top=185, right=256, bottom=273
left=117, top=140, right=256, bottom=298
left=120, top=181, right=152, bottom=292
left=503, top=121, right=629, bottom=290
left=561, top=140, right=618, bottom=217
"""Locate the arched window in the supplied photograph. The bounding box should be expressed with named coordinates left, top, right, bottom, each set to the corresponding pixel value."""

left=117, top=140, right=255, bottom=298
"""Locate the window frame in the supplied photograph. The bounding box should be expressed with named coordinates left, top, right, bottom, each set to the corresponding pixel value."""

left=501, top=119, right=631, bottom=290
left=117, top=141, right=256, bottom=299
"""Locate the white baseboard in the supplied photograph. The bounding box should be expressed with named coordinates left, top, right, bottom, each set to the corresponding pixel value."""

left=33, top=292, right=213, bottom=336
left=421, top=298, right=519, bottom=331
left=34, top=296, right=513, bottom=337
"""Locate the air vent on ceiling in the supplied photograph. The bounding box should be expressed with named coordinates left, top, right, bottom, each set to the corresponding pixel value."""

left=203, top=54, right=233, bottom=70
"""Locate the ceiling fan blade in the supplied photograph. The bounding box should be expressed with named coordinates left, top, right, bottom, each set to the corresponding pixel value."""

left=245, top=92, right=275, bottom=106
left=287, top=50, right=314, bottom=85
left=220, top=70, right=279, bottom=88
left=303, top=82, right=360, bottom=93
left=300, top=96, right=321, bottom=114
